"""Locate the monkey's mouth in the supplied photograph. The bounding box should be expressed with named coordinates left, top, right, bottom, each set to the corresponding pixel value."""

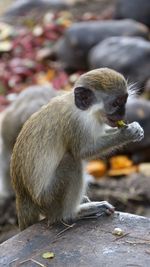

left=106, top=115, right=125, bottom=127
left=106, top=118, right=117, bottom=127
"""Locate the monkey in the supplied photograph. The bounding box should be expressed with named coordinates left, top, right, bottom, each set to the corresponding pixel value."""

left=10, top=68, right=144, bottom=230
left=0, top=85, right=57, bottom=205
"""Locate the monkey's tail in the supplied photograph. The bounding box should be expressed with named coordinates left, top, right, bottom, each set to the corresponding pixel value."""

left=16, top=196, right=39, bottom=231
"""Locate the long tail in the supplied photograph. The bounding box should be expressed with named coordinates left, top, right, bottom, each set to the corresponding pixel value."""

left=16, top=196, right=39, bottom=231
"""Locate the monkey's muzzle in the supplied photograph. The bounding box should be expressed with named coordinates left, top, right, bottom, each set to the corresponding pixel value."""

left=106, top=114, right=126, bottom=128
left=106, top=106, right=126, bottom=127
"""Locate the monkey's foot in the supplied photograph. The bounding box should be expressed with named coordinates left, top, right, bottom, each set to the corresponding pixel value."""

left=77, top=201, right=115, bottom=220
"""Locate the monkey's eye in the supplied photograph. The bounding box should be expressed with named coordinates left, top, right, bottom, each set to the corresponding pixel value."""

left=112, top=94, right=128, bottom=107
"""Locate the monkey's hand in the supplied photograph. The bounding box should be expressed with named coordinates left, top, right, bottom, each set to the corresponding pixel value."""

left=79, top=122, right=144, bottom=160
left=121, top=121, right=144, bottom=142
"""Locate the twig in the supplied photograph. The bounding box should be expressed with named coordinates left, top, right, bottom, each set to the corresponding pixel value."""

left=31, top=259, right=46, bottom=267
left=60, top=219, right=73, bottom=227
left=9, top=258, right=19, bottom=265
left=125, top=240, right=150, bottom=245
left=19, top=258, right=46, bottom=267
left=113, top=232, right=130, bottom=241
left=56, top=223, right=76, bottom=237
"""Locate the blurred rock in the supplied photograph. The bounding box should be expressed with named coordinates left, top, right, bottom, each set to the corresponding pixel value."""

left=88, top=173, right=150, bottom=215
left=89, top=37, right=150, bottom=87
left=115, top=0, right=150, bottom=27
left=1, top=0, right=69, bottom=22
left=55, top=19, right=149, bottom=70
left=123, top=98, right=150, bottom=162
left=139, top=163, right=150, bottom=177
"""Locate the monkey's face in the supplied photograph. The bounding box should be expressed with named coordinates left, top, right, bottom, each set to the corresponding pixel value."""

left=74, top=86, right=128, bottom=127
left=102, top=92, right=128, bottom=127
left=74, top=68, right=129, bottom=127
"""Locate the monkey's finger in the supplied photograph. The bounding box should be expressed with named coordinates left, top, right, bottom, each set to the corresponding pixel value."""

left=105, top=128, right=118, bottom=133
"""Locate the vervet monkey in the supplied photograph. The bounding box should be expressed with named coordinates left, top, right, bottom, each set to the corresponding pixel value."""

left=0, top=85, right=57, bottom=203
left=11, top=68, right=144, bottom=230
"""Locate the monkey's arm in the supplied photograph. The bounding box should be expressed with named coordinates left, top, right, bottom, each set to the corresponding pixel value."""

left=79, top=122, right=144, bottom=159
left=70, top=122, right=143, bottom=220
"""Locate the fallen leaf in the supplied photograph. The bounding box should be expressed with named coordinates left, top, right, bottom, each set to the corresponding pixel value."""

left=0, top=22, right=15, bottom=40
left=42, top=252, right=55, bottom=259
left=0, top=41, right=12, bottom=52
left=33, top=26, right=43, bottom=37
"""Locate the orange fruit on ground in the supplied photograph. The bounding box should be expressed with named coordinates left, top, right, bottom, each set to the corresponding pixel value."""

left=109, top=155, right=133, bottom=170
left=86, top=160, right=107, bottom=179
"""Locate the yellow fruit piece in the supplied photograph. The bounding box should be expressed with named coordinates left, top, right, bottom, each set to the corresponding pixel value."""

left=42, top=252, right=55, bottom=259
left=86, top=160, right=107, bottom=179
left=112, top=227, right=124, bottom=236
left=117, top=120, right=126, bottom=127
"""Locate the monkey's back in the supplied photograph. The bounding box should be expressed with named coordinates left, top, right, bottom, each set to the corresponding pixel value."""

left=11, top=93, right=74, bottom=198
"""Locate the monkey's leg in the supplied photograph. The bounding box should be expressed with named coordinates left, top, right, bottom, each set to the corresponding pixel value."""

left=76, top=201, right=115, bottom=220
left=16, top=196, right=39, bottom=230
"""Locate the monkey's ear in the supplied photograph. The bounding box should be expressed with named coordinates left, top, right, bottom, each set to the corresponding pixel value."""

left=74, top=87, right=96, bottom=110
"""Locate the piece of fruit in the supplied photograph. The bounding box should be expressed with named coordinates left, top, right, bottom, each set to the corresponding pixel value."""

left=110, top=155, right=133, bottom=170
left=86, top=160, right=107, bottom=179
left=112, top=227, right=124, bottom=236
left=108, top=165, right=138, bottom=177
left=42, top=252, right=55, bottom=259
left=117, top=120, right=127, bottom=128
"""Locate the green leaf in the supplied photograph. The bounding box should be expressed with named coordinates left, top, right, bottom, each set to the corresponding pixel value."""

left=42, top=252, right=55, bottom=259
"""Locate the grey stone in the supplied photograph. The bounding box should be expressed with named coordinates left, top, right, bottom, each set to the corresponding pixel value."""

left=115, top=0, right=150, bottom=27
left=55, top=19, right=149, bottom=70
left=125, top=98, right=150, bottom=162
left=2, top=0, right=68, bottom=19
left=0, top=212, right=150, bottom=267
left=89, top=36, right=150, bottom=87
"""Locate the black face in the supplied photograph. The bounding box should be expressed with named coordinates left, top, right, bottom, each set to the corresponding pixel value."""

left=104, top=93, right=128, bottom=127
left=74, top=86, right=96, bottom=110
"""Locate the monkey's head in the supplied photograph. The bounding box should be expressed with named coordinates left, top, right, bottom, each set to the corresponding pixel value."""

left=74, top=68, right=129, bottom=127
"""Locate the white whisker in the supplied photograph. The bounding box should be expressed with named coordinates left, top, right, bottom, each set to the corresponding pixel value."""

left=127, top=81, right=142, bottom=99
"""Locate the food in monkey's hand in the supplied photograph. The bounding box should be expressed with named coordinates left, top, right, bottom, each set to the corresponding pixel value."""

left=117, top=120, right=127, bottom=128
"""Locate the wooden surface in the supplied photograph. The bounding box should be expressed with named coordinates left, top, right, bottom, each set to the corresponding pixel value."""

left=0, top=212, right=150, bottom=267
